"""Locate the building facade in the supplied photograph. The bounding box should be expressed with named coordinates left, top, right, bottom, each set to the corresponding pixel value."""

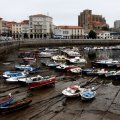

left=29, top=14, right=53, bottom=39
left=114, top=20, right=120, bottom=32
left=78, top=9, right=107, bottom=30
left=12, top=20, right=29, bottom=39
left=97, top=31, right=113, bottom=39
left=54, top=26, right=84, bottom=39
left=0, top=18, right=2, bottom=36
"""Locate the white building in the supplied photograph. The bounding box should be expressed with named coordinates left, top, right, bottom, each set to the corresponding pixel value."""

left=54, top=26, right=84, bottom=39
left=29, top=14, right=53, bottom=39
left=97, top=31, right=113, bottom=39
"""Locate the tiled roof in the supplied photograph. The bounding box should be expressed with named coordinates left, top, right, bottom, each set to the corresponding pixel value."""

left=20, top=20, right=29, bottom=24
left=58, top=26, right=82, bottom=29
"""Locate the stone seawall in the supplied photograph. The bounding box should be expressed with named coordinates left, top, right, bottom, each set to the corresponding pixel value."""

left=0, top=39, right=120, bottom=59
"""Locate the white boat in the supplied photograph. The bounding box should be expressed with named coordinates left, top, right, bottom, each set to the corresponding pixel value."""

left=105, top=71, right=116, bottom=77
left=62, top=85, right=85, bottom=97
left=80, top=89, right=96, bottom=100
left=39, top=52, right=52, bottom=58
left=70, top=67, right=82, bottom=74
left=67, top=57, right=87, bottom=64
left=51, top=55, right=67, bottom=61
left=3, top=71, right=28, bottom=78
left=96, top=69, right=108, bottom=76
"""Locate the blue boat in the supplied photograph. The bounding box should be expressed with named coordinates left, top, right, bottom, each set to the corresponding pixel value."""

left=15, top=65, right=33, bottom=71
left=0, top=94, right=14, bottom=107
left=27, top=67, right=41, bottom=74
left=80, top=89, right=96, bottom=100
left=3, top=71, right=28, bottom=78
left=110, top=70, right=120, bottom=79
left=82, top=68, right=96, bottom=75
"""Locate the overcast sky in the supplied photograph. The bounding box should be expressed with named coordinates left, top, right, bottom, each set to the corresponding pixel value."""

left=0, top=0, right=120, bottom=27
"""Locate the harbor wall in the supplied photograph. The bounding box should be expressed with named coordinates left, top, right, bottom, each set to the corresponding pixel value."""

left=0, top=39, right=120, bottom=59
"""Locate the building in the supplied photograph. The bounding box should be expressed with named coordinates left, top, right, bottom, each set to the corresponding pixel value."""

left=97, top=31, right=113, bottom=39
left=12, top=20, right=29, bottom=39
left=78, top=9, right=108, bottom=31
left=0, top=18, right=2, bottom=36
left=114, top=20, right=120, bottom=32
left=29, top=14, right=53, bottom=39
left=1, top=20, right=10, bottom=36
left=54, top=26, right=84, bottom=39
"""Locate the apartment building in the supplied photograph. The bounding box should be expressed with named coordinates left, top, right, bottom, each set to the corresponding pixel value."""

left=29, top=14, right=53, bottom=39
left=12, top=20, right=29, bottom=39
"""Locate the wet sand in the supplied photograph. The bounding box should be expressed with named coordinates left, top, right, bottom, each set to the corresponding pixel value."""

left=0, top=47, right=120, bottom=120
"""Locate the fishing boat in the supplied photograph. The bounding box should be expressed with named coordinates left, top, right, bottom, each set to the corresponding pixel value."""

left=62, top=85, right=85, bottom=97
left=82, top=68, right=96, bottom=75
left=69, top=67, right=82, bottom=74
left=15, top=64, right=32, bottom=71
left=56, top=64, right=78, bottom=72
left=51, top=55, right=67, bottom=61
left=39, top=52, right=52, bottom=58
left=96, top=69, right=108, bottom=76
left=0, top=98, right=32, bottom=113
left=80, top=89, right=96, bottom=100
left=105, top=71, right=116, bottom=77
left=66, top=57, right=87, bottom=64
left=22, top=57, right=36, bottom=63
left=110, top=70, right=120, bottom=79
left=25, top=75, right=56, bottom=89
left=0, top=93, right=14, bottom=107
left=3, top=71, right=28, bottom=78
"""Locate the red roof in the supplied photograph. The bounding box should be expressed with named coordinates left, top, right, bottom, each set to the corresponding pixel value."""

left=58, top=26, right=82, bottom=29
left=20, top=20, right=29, bottom=24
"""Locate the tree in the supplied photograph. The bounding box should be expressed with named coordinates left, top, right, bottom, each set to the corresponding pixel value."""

left=88, top=30, right=97, bottom=39
left=101, top=26, right=109, bottom=31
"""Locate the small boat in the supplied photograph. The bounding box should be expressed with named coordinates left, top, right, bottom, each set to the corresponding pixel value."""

left=0, top=93, right=14, bottom=107
left=105, top=71, right=116, bottom=77
left=3, top=71, right=28, bottom=78
left=67, top=57, right=87, bottom=64
left=25, top=75, right=56, bottom=89
left=80, top=89, right=96, bottom=100
left=22, top=57, right=36, bottom=63
left=39, top=52, right=52, bottom=58
left=0, top=98, right=32, bottom=113
left=27, top=67, right=41, bottom=74
left=70, top=67, right=82, bottom=74
left=82, top=68, right=96, bottom=75
left=51, top=55, right=66, bottom=61
left=15, top=65, right=33, bottom=71
left=66, top=51, right=81, bottom=57
left=56, top=64, right=78, bottom=72
left=62, top=85, right=85, bottom=97
left=110, top=70, right=120, bottom=79
left=96, top=69, right=108, bottom=76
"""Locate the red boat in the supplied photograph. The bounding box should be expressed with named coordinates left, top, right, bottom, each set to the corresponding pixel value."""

left=26, top=75, right=56, bottom=89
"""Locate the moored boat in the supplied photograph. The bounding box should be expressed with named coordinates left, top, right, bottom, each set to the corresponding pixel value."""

left=62, top=85, right=85, bottom=97
left=25, top=75, right=56, bottom=89
left=0, top=93, right=14, bottom=107
left=69, top=67, right=82, bottom=74
left=0, top=98, right=32, bottom=113
left=80, top=89, right=96, bottom=100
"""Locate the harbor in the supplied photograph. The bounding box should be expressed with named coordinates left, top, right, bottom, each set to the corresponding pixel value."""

left=0, top=45, right=120, bottom=120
